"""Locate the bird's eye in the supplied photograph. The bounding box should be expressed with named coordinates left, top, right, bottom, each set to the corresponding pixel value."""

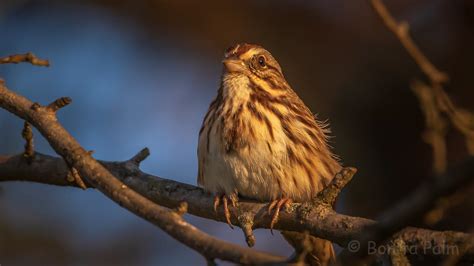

left=257, top=55, right=266, bottom=67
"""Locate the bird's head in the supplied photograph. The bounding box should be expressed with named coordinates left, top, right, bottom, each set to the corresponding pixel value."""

left=221, top=43, right=289, bottom=95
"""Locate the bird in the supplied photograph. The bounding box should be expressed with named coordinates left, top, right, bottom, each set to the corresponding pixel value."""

left=197, top=43, right=341, bottom=265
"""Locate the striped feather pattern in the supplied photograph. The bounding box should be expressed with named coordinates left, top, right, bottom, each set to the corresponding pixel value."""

left=197, top=44, right=341, bottom=202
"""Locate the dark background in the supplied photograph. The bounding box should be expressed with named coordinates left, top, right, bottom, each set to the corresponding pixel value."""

left=0, top=0, right=473, bottom=265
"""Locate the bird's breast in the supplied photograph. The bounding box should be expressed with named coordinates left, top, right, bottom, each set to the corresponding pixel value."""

left=198, top=74, right=340, bottom=201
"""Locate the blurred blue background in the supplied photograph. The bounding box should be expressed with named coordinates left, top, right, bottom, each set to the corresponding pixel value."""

left=0, top=0, right=473, bottom=265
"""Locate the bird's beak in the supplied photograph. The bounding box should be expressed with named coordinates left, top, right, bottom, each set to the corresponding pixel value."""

left=222, top=58, right=246, bottom=73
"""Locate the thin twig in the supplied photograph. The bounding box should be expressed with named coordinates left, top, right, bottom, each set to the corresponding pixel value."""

left=130, top=147, right=150, bottom=165
left=411, top=80, right=447, bottom=174
left=369, top=3, right=474, bottom=249
left=424, top=187, right=470, bottom=226
left=0, top=52, right=50, bottom=67
left=370, top=0, right=448, bottom=85
left=434, top=83, right=474, bottom=156
left=32, top=97, right=88, bottom=189
left=47, top=97, right=72, bottom=112
left=371, top=0, right=474, bottom=170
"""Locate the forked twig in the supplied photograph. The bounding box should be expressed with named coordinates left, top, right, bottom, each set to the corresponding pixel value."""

left=370, top=0, right=474, bottom=175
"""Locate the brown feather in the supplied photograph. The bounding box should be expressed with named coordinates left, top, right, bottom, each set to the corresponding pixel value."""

left=197, top=44, right=341, bottom=264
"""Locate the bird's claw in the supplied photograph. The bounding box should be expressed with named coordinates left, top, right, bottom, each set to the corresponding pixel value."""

left=268, top=198, right=292, bottom=234
left=214, top=194, right=238, bottom=229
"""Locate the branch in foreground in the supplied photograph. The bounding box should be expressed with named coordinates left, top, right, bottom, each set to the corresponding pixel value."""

left=0, top=83, right=284, bottom=264
left=1, top=151, right=473, bottom=262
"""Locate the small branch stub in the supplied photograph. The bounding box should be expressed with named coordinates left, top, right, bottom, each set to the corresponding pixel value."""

left=31, top=102, right=41, bottom=111
left=238, top=212, right=256, bottom=247
left=130, top=147, right=150, bottom=166
left=174, top=201, right=188, bottom=216
left=21, top=121, right=35, bottom=164
left=318, top=167, right=357, bottom=206
left=47, top=97, right=72, bottom=112
left=0, top=52, right=50, bottom=67
left=67, top=167, right=87, bottom=190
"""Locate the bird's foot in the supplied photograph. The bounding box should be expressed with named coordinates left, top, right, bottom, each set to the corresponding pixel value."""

left=213, top=193, right=238, bottom=229
left=268, top=198, right=292, bottom=234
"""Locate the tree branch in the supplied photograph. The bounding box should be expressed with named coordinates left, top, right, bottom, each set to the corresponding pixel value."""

left=1, top=49, right=473, bottom=264
left=370, top=0, right=474, bottom=173
left=47, top=96, right=72, bottom=112
left=317, top=167, right=357, bottom=206
left=410, top=80, right=447, bottom=174
left=1, top=151, right=473, bottom=262
left=366, top=4, right=474, bottom=264
left=337, top=156, right=474, bottom=263
left=0, top=82, right=285, bottom=265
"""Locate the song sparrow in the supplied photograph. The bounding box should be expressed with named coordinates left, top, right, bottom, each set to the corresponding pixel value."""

left=197, top=43, right=341, bottom=265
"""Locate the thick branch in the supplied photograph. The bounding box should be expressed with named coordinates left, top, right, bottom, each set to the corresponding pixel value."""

left=1, top=152, right=473, bottom=262
left=0, top=83, right=284, bottom=264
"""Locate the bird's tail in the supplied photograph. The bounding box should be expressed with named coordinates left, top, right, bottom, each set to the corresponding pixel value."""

left=282, top=231, right=335, bottom=266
